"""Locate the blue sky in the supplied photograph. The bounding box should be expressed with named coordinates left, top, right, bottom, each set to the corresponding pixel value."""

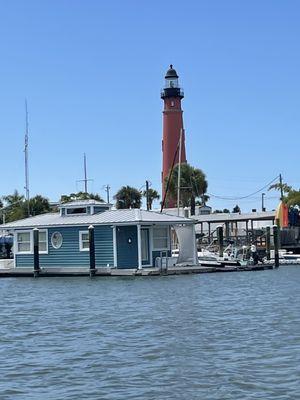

left=0, top=0, right=299, bottom=211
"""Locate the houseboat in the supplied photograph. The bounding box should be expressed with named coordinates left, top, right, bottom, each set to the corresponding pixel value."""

left=1, top=200, right=197, bottom=273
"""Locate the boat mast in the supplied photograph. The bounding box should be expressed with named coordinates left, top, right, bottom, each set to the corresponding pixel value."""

left=24, top=99, right=30, bottom=217
left=177, top=128, right=183, bottom=216
left=84, top=153, right=88, bottom=193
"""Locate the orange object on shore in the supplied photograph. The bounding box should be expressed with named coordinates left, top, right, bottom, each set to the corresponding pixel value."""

left=275, top=201, right=289, bottom=227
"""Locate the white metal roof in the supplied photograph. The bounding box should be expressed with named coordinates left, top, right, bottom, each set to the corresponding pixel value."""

left=164, top=207, right=275, bottom=223
left=1, top=209, right=194, bottom=229
left=190, top=211, right=276, bottom=223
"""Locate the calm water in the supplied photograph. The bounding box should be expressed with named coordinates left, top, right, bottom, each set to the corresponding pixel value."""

left=0, top=267, right=299, bottom=400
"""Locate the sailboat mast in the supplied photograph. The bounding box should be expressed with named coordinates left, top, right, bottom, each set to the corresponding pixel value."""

left=84, top=153, right=88, bottom=193
left=177, top=128, right=183, bottom=216
left=24, top=99, right=30, bottom=217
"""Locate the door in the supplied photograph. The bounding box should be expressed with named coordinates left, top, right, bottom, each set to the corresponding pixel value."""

left=141, top=228, right=151, bottom=266
left=116, top=226, right=138, bottom=268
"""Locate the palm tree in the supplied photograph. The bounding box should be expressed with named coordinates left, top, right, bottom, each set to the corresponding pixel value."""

left=3, top=190, right=24, bottom=207
left=165, top=163, right=208, bottom=215
left=2, top=190, right=25, bottom=222
left=60, top=192, right=104, bottom=203
left=114, top=186, right=142, bottom=209
left=27, top=195, right=51, bottom=216
left=142, top=188, right=160, bottom=210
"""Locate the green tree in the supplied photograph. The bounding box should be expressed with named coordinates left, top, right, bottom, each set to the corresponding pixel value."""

left=60, top=191, right=104, bottom=203
left=285, top=190, right=300, bottom=207
left=114, top=186, right=142, bottom=209
left=165, top=163, right=208, bottom=215
left=269, top=180, right=300, bottom=206
left=27, top=195, right=51, bottom=216
left=2, top=190, right=25, bottom=222
left=142, top=188, right=160, bottom=210
left=232, top=204, right=241, bottom=213
left=269, top=182, right=292, bottom=194
left=223, top=208, right=230, bottom=213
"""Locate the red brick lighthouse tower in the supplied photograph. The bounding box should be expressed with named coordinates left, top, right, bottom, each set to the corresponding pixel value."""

left=161, top=65, right=187, bottom=207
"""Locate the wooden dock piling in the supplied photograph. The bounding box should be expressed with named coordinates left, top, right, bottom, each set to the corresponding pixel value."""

left=217, top=226, right=224, bottom=257
left=33, top=228, right=40, bottom=277
left=273, top=225, right=280, bottom=268
left=266, top=226, right=271, bottom=260
left=89, top=225, right=97, bottom=277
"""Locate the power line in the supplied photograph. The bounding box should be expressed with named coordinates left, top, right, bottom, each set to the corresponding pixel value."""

left=207, top=175, right=280, bottom=201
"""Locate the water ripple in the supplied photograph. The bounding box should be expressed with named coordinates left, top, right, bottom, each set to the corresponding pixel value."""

left=0, top=267, right=299, bottom=399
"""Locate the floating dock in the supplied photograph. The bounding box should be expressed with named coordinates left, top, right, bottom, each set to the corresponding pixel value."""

left=0, top=264, right=275, bottom=278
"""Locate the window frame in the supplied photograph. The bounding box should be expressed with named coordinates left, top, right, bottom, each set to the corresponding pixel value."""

left=15, top=230, right=32, bottom=254
left=79, top=230, right=90, bottom=252
left=152, top=226, right=170, bottom=251
left=66, top=207, right=88, bottom=215
left=38, top=229, right=48, bottom=254
left=15, top=229, right=48, bottom=255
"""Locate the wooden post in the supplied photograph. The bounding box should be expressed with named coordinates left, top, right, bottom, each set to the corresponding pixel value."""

left=89, top=225, right=96, bottom=277
left=225, top=222, right=230, bottom=240
left=266, top=226, right=271, bottom=260
left=217, top=226, right=224, bottom=258
left=33, top=228, right=40, bottom=277
left=273, top=225, right=279, bottom=268
left=208, top=222, right=211, bottom=243
left=275, top=218, right=281, bottom=249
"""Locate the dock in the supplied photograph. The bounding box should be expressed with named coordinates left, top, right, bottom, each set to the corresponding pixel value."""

left=0, top=263, right=275, bottom=278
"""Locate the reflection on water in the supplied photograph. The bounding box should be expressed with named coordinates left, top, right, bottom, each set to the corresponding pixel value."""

left=0, top=267, right=299, bottom=399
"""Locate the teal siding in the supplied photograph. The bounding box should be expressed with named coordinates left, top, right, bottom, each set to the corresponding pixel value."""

left=15, top=226, right=114, bottom=268
left=94, top=226, right=114, bottom=266
left=116, top=226, right=138, bottom=268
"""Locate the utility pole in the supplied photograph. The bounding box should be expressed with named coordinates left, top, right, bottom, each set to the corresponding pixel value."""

left=146, top=180, right=150, bottom=211
left=24, top=99, right=30, bottom=217
left=105, top=184, right=111, bottom=203
left=262, top=193, right=266, bottom=212
left=279, top=173, right=283, bottom=201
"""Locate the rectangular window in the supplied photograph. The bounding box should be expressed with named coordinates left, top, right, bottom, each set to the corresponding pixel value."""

left=17, top=232, right=31, bottom=253
left=16, top=230, right=48, bottom=254
left=67, top=207, right=87, bottom=215
left=153, top=226, right=169, bottom=250
left=38, top=230, right=48, bottom=253
left=79, top=231, right=89, bottom=251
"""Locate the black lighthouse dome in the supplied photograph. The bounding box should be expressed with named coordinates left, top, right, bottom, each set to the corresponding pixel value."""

left=165, top=64, right=179, bottom=79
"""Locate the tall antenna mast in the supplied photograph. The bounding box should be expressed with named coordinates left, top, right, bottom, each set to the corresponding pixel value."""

left=24, top=99, right=30, bottom=217
left=77, top=153, right=93, bottom=193
left=84, top=153, right=88, bottom=193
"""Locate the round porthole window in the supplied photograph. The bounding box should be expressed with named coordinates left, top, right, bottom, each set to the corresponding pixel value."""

left=51, top=232, right=63, bottom=249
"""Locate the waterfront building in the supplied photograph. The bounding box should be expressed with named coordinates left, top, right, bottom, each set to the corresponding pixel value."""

left=161, top=65, right=187, bottom=206
left=2, top=200, right=197, bottom=270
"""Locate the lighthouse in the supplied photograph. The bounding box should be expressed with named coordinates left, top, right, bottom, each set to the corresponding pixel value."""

left=161, top=65, right=187, bottom=207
